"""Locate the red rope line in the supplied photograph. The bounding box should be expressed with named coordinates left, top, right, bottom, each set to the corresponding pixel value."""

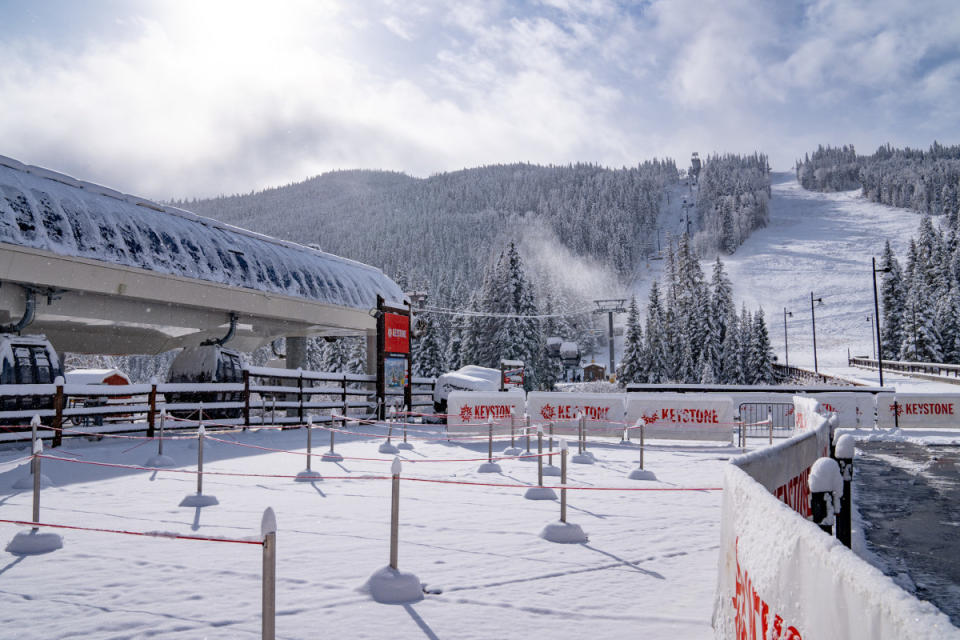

left=0, top=518, right=263, bottom=545
left=35, top=454, right=721, bottom=492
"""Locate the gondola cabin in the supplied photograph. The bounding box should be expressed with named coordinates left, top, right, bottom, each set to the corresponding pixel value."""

left=0, top=333, right=63, bottom=420
left=165, top=345, right=244, bottom=418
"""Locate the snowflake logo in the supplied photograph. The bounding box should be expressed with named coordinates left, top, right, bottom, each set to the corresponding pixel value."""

left=459, top=405, right=473, bottom=422
left=889, top=403, right=903, bottom=417
left=641, top=412, right=659, bottom=425
left=540, top=404, right=555, bottom=421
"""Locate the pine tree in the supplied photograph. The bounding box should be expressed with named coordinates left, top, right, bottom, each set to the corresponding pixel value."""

left=720, top=311, right=744, bottom=384
left=413, top=315, right=445, bottom=378
left=644, top=282, right=667, bottom=383
left=322, top=338, right=350, bottom=372
left=617, top=296, right=645, bottom=386
left=899, top=270, right=942, bottom=361
left=879, top=240, right=905, bottom=358
left=749, top=309, right=775, bottom=383
left=346, top=337, right=367, bottom=374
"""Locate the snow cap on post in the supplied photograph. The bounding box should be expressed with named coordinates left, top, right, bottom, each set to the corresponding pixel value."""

left=389, top=405, right=396, bottom=417
left=635, top=417, right=645, bottom=427
left=307, top=415, right=313, bottom=426
left=150, top=376, right=158, bottom=385
left=835, top=434, right=855, bottom=459
left=30, top=414, right=41, bottom=427
left=809, top=457, right=843, bottom=495
left=828, top=413, right=839, bottom=427
left=261, top=507, right=277, bottom=537
left=198, top=423, right=205, bottom=437
left=160, top=407, right=166, bottom=419
left=560, top=439, right=568, bottom=451
left=54, top=375, right=64, bottom=386
left=536, top=423, right=543, bottom=434
left=34, top=436, right=43, bottom=455
left=391, top=456, right=402, bottom=475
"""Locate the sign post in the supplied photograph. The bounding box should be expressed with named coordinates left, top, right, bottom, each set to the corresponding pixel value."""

left=377, top=295, right=412, bottom=422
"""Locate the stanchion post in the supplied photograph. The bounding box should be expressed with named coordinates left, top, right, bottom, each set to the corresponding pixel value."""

left=147, top=378, right=157, bottom=438
left=52, top=377, right=64, bottom=448
left=158, top=408, right=166, bottom=457
left=32, top=432, right=42, bottom=530
left=578, top=414, right=585, bottom=455
left=525, top=414, right=531, bottom=453
left=640, top=420, right=645, bottom=470
left=768, top=411, right=773, bottom=445
left=509, top=408, right=516, bottom=450
left=390, top=457, right=401, bottom=570
left=329, top=418, right=336, bottom=453
left=560, top=440, right=568, bottom=523
left=261, top=507, right=277, bottom=640
left=305, top=416, right=313, bottom=473
left=548, top=422, right=554, bottom=465
left=537, top=425, right=543, bottom=486
left=197, top=423, right=205, bottom=496
left=487, top=418, right=494, bottom=463
left=834, top=435, right=855, bottom=549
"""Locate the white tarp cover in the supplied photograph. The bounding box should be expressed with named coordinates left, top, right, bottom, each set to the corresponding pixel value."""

left=446, top=391, right=525, bottom=434
left=526, top=392, right=626, bottom=436
left=625, top=393, right=734, bottom=442
left=714, top=412, right=959, bottom=640
left=875, top=392, right=960, bottom=429
left=0, top=161, right=403, bottom=310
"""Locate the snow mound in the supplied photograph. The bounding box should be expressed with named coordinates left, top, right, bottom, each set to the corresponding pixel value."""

left=809, top=457, right=843, bottom=495
left=542, top=464, right=561, bottom=477
left=396, top=442, right=414, bottom=450
left=294, top=470, right=323, bottom=482
left=571, top=453, right=595, bottom=465
left=12, top=472, right=52, bottom=490
left=362, top=566, right=424, bottom=604
left=144, top=454, right=176, bottom=468
left=834, top=434, right=856, bottom=459
left=524, top=486, right=557, bottom=500
left=321, top=451, right=344, bottom=462
left=6, top=530, right=63, bottom=555
left=179, top=493, right=219, bottom=507
left=503, top=446, right=523, bottom=456
left=539, top=521, right=588, bottom=544
left=378, top=442, right=399, bottom=454
left=628, top=468, right=658, bottom=481
left=476, top=462, right=502, bottom=473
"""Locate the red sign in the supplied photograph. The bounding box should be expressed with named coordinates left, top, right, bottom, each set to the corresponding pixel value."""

left=384, top=313, right=409, bottom=354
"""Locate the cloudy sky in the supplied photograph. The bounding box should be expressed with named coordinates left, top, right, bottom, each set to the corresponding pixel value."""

left=2, top=0, right=959, bottom=199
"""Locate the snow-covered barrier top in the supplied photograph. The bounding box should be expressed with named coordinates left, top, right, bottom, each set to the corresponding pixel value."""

left=876, top=392, right=960, bottom=428
left=527, top=392, right=626, bottom=436
left=446, top=390, right=525, bottom=433
left=714, top=408, right=959, bottom=640
left=433, top=366, right=501, bottom=406
left=625, top=393, right=734, bottom=442
left=0, top=158, right=403, bottom=310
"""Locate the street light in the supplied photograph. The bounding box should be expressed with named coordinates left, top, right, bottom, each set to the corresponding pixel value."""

left=810, top=293, right=823, bottom=373
left=871, top=257, right=890, bottom=388
left=783, top=308, right=793, bottom=370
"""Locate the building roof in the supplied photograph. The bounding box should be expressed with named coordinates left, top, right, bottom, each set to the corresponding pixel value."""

left=0, top=156, right=403, bottom=312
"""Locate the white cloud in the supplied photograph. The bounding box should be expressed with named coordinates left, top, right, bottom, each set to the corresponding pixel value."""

left=0, top=0, right=959, bottom=197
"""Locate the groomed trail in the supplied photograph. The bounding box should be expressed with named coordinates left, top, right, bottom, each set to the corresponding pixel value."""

left=719, top=171, right=923, bottom=370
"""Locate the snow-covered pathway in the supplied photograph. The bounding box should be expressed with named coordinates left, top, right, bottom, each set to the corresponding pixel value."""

left=0, top=427, right=732, bottom=639
left=721, top=172, right=923, bottom=369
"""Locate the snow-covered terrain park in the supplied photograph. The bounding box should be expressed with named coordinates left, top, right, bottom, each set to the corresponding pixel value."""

left=0, top=424, right=732, bottom=639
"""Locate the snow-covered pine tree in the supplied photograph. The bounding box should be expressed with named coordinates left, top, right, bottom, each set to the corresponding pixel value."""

left=322, top=338, right=350, bottom=372
left=346, top=337, right=367, bottom=375
left=617, top=296, right=645, bottom=387
left=413, top=314, right=445, bottom=378
left=898, top=270, right=942, bottom=362
left=738, top=305, right=753, bottom=383
left=879, top=240, right=905, bottom=359
left=750, top=309, right=775, bottom=383
left=720, top=310, right=744, bottom=384
left=644, top=282, right=667, bottom=383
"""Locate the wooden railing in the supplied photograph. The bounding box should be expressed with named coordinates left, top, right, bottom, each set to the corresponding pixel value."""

left=848, top=355, right=960, bottom=382
left=772, top=363, right=859, bottom=386
left=0, top=367, right=436, bottom=445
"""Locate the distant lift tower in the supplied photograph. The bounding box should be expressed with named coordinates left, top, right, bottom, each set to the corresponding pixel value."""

left=593, top=299, right=627, bottom=379
left=690, top=152, right=701, bottom=184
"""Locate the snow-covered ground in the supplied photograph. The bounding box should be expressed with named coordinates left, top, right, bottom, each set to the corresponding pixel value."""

left=0, top=425, right=736, bottom=639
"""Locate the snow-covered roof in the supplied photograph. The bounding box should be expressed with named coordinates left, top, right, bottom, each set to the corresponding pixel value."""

left=64, top=368, right=131, bottom=385
left=0, top=156, right=403, bottom=311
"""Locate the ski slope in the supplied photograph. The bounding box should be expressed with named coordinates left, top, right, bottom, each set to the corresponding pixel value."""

left=712, top=172, right=923, bottom=371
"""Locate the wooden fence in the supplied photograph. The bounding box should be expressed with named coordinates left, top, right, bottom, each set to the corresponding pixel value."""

left=0, top=366, right=435, bottom=446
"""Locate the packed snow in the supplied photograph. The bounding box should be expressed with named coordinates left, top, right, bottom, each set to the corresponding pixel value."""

left=0, top=423, right=735, bottom=638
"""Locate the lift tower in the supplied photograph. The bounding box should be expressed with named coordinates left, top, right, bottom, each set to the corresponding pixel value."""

left=593, top=299, right=627, bottom=380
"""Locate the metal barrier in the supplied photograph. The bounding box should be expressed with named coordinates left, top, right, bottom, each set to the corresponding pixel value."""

left=738, top=402, right=795, bottom=438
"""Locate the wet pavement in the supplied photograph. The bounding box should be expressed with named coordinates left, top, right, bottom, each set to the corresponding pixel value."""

left=854, top=441, right=960, bottom=626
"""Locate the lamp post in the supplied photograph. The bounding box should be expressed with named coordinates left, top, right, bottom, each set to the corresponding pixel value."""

left=810, top=293, right=823, bottom=373
left=866, top=314, right=876, bottom=360
left=871, top=257, right=890, bottom=387
left=783, top=308, right=793, bottom=370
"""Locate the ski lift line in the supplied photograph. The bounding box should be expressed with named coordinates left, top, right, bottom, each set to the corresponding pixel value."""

left=417, top=305, right=596, bottom=319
